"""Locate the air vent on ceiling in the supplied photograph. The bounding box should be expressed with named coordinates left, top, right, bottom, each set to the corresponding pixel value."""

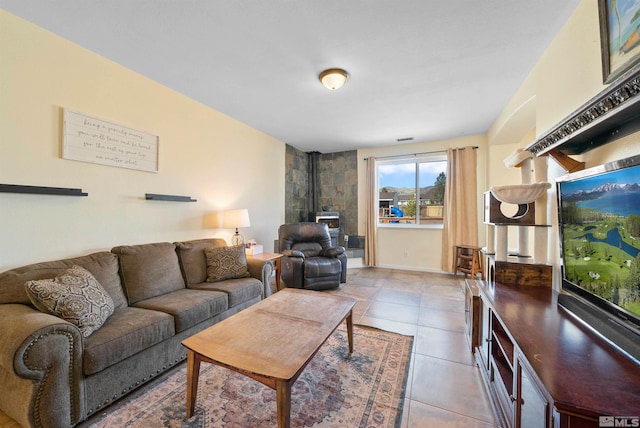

left=396, top=137, right=414, bottom=142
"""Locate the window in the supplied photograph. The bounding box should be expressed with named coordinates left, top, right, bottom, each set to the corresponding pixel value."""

left=377, top=156, right=447, bottom=226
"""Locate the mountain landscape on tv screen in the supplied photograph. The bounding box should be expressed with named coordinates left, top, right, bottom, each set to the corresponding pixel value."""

left=560, top=167, right=640, bottom=317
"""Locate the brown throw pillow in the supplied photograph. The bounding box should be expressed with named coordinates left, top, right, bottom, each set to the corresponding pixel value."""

left=205, top=245, right=251, bottom=282
left=25, top=265, right=115, bottom=337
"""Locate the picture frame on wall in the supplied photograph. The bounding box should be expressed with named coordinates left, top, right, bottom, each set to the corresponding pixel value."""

left=599, top=0, right=640, bottom=83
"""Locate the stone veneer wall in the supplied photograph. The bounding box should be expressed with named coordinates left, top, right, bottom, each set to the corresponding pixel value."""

left=284, top=144, right=309, bottom=224
left=284, top=144, right=358, bottom=239
left=317, top=150, right=357, bottom=238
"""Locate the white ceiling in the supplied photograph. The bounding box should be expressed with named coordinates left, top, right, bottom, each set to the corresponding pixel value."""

left=1, top=1, right=581, bottom=153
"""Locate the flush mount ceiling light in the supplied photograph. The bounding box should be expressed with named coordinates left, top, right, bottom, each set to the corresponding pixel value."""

left=319, top=68, right=349, bottom=91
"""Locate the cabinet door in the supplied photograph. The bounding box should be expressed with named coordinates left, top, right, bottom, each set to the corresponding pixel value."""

left=464, top=280, right=480, bottom=351
left=477, top=294, right=491, bottom=369
left=517, top=359, right=549, bottom=428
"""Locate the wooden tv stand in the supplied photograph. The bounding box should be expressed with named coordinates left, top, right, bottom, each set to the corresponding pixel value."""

left=466, top=278, right=640, bottom=427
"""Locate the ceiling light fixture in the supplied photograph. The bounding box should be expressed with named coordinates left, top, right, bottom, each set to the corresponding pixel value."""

left=319, top=68, right=349, bottom=91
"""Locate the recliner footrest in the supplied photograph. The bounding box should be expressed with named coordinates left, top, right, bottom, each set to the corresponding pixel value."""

left=304, top=258, right=342, bottom=278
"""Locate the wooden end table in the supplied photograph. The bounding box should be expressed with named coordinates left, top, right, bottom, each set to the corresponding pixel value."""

left=247, top=252, right=284, bottom=291
left=181, top=288, right=356, bottom=428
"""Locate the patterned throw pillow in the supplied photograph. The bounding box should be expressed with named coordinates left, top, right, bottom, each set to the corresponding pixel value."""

left=25, top=265, right=115, bottom=337
left=204, top=245, right=251, bottom=282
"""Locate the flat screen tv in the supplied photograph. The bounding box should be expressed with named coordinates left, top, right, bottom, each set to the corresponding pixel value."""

left=556, top=153, right=640, bottom=363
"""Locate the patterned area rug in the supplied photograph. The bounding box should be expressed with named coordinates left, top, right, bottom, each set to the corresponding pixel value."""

left=83, top=325, right=413, bottom=428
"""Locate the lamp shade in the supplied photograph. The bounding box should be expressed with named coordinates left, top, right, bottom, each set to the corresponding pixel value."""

left=222, top=208, right=251, bottom=229
left=319, top=68, right=349, bottom=91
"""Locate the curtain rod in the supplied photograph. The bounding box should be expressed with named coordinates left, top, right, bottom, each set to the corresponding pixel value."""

left=364, top=146, right=478, bottom=161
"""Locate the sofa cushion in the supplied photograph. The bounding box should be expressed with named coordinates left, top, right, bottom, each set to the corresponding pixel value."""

left=133, top=289, right=228, bottom=333
left=0, top=252, right=127, bottom=310
left=175, top=238, right=227, bottom=285
left=204, top=245, right=251, bottom=282
left=25, top=265, right=115, bottom=338
left=188, top=277, right=263, bottom=307
left=83, top=306, right=175, bottom=375
left=112, top=242, right=185, bottom=305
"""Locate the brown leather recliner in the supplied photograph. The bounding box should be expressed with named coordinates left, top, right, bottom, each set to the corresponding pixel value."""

left=278, top=222, right=347, bottom=290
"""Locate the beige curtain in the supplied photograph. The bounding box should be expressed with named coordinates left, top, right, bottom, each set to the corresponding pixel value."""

left=364, top=157, right=378, bottom=266
left=441, top=147, right=478, bottom=273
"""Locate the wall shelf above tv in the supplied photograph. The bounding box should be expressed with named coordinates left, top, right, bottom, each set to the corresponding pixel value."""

left=526, top=68, right=640, bottom=157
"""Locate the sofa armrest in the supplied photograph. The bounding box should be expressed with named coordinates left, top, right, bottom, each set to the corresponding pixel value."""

left=319, top=246, right=345, bottom=258
left=246, top=258, right=274, bottom=298
left=0, top=304, right=85, bottom=428
left=281, top=249, right=305, bottom=258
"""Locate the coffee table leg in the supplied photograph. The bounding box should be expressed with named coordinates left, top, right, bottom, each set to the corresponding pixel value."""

left=346, top=310, right=354, bottom=353
left=276, top=380, right=292, bottom=428
left=186, top=350, right=201, bottom=419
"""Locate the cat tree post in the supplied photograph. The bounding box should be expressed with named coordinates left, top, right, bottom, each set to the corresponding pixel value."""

left=495, top=225, right=508, bottom=261
left=486, top=224, right=495, bottom=254
left=518, top=157, right=534, bottom=257
left=534, top=156, right=549, bottom=264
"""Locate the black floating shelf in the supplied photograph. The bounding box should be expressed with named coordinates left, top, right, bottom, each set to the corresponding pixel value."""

left=0, top=184, right=88, bottom=196
left=145, top=193, right=197, bottom=202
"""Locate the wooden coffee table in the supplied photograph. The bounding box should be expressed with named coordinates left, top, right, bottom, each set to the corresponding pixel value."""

left=181, top=288, right=356, bottom=428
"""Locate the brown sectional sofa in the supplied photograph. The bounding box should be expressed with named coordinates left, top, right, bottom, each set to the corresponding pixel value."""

left=0, top=238, right=273, bottom=428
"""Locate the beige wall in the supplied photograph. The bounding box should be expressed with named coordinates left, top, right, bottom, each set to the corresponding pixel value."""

left=487, top=0, right=640, bottom=289
left=0, top=11, right=286, bottom=271
left=357, top=135, right=488, bottom=272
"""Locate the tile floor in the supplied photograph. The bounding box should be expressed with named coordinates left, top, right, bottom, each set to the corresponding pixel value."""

left=328, top=267, right=498, bottom=428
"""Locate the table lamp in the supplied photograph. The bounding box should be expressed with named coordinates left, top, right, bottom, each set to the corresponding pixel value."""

left=222, top=208, right=250, bottom=245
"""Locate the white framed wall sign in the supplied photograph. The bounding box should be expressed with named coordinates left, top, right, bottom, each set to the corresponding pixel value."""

left=62, top=109, right=159, bottom=172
